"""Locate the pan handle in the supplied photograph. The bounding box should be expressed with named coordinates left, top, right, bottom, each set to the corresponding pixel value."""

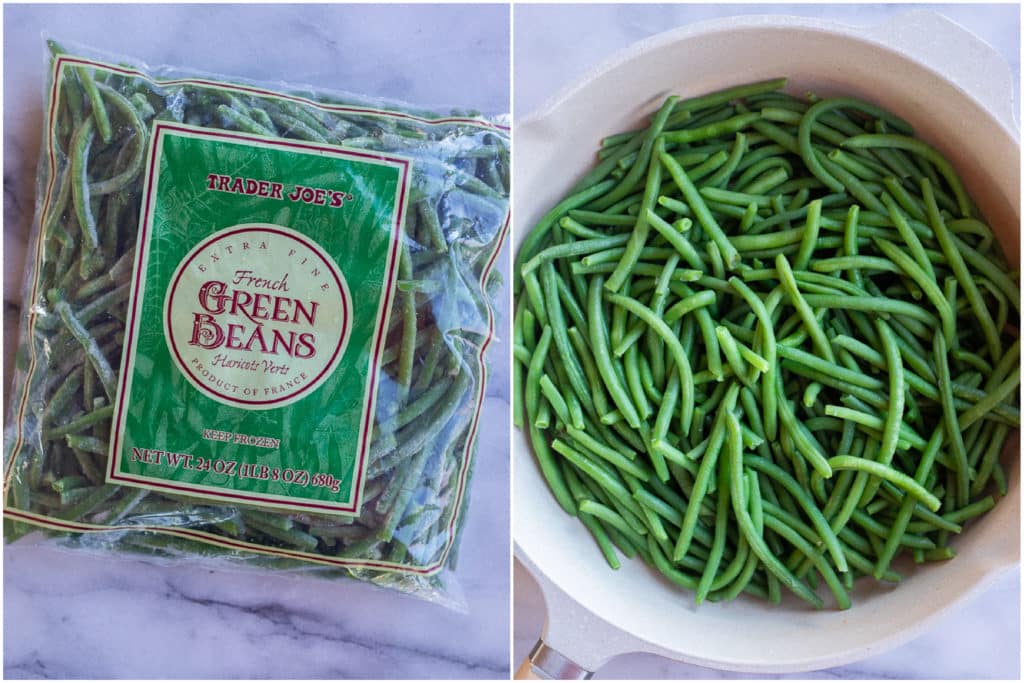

left=870, top=9, right=1018, bottom=129
left=515, top=640, right=594, bottom=680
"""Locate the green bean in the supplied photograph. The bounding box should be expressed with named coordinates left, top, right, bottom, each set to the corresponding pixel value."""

left=52, top=485, right=120, bottom=521
left=803, top=292, right=938, bottom=327
left=395, top=248, right=417, bottom=405
left=659, top=149, right=740, bottom=268
left=843, top=134, right=971, bottom=217
left=585, top=276, right=642, bottom=429
left=738, top=165, right=789, bottom=196
left=829, top=456, right=941, bottom=511
left=55, top=300, right=116, bottom=401
left=518, top=181, right=616, bottom=276
left=522, top=234, right=631, bottom=274
left=588, top=96, right=678, bottom=211
left=825, top=404, right=925, bottom=448
left=64, top=434, right=108, bottom=456
left=674, top=395, right=729, bottom=561
left=791, top=199, right=822, bottom=270
left=695, top=450, right=733, bottom=603
left=726, top=414, right=823, bottom=607
left=848, top=509, right=935, bottom=550
left=930, top=333, right=970, bottom=508
left=561, top=450, right=645, bottom=526
left=68, top=117, right=105, bottom=280
left=605, top=138, right=665, bottom=292
left=88, top=83, right=147, bottom=195
left=673, top=78, right=787, bottom=117
left=541, top=262, right=596, bottom=416
left=776, top=254, right=834, bottom=362
left=745, top=455, right=847, bottom=572
left=874, top=320, right=906, bottom=472
left=662, top=112, right=760, bottom=145
left=559, top=430, right=647, bottom=482
left=959, top=368, right=1021, bottom=432
left=971, top=424, right=1011, bottom=498
left=777, top=353, right=880, bottom=405
left=606, top=293, right=695, bottom=434
left=580, top=510, right=623, bottom=570
left=76, top=66, right=113, bottom=143
left=705, top=132, right=748, bottom=188
left=798, top=97, right=910, bottom=191
left=764, top=510, right=851, bottom=609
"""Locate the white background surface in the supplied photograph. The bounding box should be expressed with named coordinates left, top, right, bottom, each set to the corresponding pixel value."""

left=3, top=4, right=511, bottom=678
left=513, top=3, right=1021, bottom=679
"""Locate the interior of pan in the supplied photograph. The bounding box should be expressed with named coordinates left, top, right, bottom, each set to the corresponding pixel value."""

left=513, top=18, right=1020, bottom=673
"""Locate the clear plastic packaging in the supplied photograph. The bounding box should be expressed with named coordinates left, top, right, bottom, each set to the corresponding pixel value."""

left=3, top=38, right=509, bottom=609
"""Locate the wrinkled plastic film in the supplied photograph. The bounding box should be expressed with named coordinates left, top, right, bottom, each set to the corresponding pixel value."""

left=3, top=38, right=509, bottom=610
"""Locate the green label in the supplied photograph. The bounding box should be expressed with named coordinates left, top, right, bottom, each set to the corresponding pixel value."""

left=107, top=122, right=411, bottom=515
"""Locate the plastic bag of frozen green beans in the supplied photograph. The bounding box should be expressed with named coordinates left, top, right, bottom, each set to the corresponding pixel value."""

left=3, top=39, right=509, bottom=608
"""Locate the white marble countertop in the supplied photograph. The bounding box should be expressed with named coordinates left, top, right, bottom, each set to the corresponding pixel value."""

left=3, top=4, right=510, bottom=678
left=513, top=4, right=1020, bottom=679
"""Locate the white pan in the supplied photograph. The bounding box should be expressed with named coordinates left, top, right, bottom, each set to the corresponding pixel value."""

left=513, top=11, right=1020, bottom=677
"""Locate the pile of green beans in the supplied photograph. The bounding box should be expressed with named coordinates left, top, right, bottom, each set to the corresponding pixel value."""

left=514, top=78, right=1019, bottom=609
left=5, top=42, right=508, bottom=596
